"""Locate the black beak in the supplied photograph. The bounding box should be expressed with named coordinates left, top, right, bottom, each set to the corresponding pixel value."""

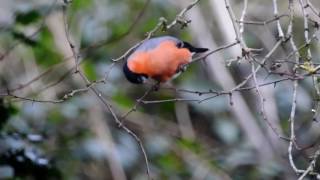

left=178, top=41, right=208, bottom=53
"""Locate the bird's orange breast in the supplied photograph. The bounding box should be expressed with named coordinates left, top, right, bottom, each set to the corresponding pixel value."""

left=127, top=41, right=192, bottom=82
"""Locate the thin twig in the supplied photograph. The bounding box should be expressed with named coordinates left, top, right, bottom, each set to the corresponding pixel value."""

left=0, top=0, right=58, bottom=61
left=273, top=0, right=284, bottom=38
left=62, top=3, right=154, bottom=179
left=287, top=0, right=301, bottom=173
left=112, top=0, right=202, bottom=62
left=239, top=0, right=248, bottom=39
left=236, top=14, right=289, bottom=25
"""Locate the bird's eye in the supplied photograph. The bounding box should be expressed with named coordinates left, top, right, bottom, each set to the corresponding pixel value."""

left=176, top=42, right=184, bottom=48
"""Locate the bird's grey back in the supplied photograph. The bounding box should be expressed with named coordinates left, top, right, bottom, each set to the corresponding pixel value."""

left=133, top=36, right=180, bottom=53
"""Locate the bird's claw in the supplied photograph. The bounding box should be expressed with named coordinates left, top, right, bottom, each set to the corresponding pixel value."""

left=177, top=64, right=187, bottom=73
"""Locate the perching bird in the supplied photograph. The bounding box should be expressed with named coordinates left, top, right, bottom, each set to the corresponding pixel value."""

left=123, top=36, right=208, bottom=84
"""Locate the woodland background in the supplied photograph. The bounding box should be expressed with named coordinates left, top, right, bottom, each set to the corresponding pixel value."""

left=1, top=0, right=320, bottom=179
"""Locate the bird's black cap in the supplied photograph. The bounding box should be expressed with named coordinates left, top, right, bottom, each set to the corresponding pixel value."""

left=177, top=41, right=208, bottom=53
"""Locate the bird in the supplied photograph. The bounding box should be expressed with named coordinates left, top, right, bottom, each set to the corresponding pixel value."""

left=123, top=36, right=208, bottom=84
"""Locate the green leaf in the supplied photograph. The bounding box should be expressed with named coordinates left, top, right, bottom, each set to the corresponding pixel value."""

left=82, top=61, right=97, bottom=81
left=15, top=10, right=41, bottom=25
left=33, top=27, right=62, bottom=67
left=107, top=21, right=130, bottom=38
left=70, top=0, right=92, bottom=11
left=11, top=30, right=37, bottom=46
left=0, top=99, right=18, bottom=130
left=112, top=92, right=134, bottom=108
left=48, top=109, right=64, bottom=124
left=177, top=138, right=202, bottom=154
left=157, top=153, right=183, bottom=173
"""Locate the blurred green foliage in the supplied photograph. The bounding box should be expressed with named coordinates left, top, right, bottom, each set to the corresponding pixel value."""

left=33, top=27, right=62, bottom=67
left=15, top=10, right=41, bottom=25
left=0, top=0, right=319, bottom=179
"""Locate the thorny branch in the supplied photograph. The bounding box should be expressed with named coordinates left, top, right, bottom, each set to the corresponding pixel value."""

left=61, top=2, right=154, bottom=179
left=112, top=0, right=202, bottom=62
left=287, top=0, right=320, bottom=178
left=0, top=0, right=58, bottom=61
left=224, top=0, right=248, bottom=50
left=63, top=1, right=203, bottom=179
left=273, top=0, right=285, bottom=38
left=0, top=0, right=151, bottom=94
left=2, top=0, right=320, bottom=178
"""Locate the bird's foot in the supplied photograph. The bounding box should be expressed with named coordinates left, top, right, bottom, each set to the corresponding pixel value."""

left=177, top=64, right=187, bottom=73
left=152, top=82, right=161, bottom=91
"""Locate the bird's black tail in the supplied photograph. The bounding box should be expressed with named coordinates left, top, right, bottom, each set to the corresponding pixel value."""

left=181, top=41, right=208, bottom=53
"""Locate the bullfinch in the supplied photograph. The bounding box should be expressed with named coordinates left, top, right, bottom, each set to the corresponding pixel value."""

left=123, top=36, right=208, bottom=84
